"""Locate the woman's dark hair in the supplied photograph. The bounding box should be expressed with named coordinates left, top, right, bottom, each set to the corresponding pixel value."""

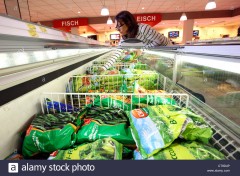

left=115, top=11, right=138, bottom=39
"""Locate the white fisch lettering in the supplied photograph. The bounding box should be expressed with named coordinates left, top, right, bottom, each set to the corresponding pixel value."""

left=137, top=16, right=141, bottom=22
left=62, top=20, right=79, bottom=27
left=137, top=15, right=156, bottom=22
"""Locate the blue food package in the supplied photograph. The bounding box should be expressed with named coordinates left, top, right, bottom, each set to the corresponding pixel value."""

left=46, top=99, right=79, bottom=112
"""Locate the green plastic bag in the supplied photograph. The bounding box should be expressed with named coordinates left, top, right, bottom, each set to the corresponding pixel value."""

left=131, top=95, right=177, bottom=106
left=72, top=75, right=89, bottom=93
left=127, top=105, right=213, bottom=159
left=93, top=94, right=176, bottom=111
left=161, top=105, right=213, bottom=144
left=134, top=141, right=226, bottom=160
left=93, top=95, right=134, bottom=111
left=127, top=106, right=187, bottom=159
left=49, top=138, right=123, bottom=160
left=22, top=112, right=80, bottom=158
left=134, top=62, right=149, bottom=70
left=76, top=106, right=135, bottom=145
left=76, top=120, right=135, bottom=145
left=78, top=106, right=130, bottom=125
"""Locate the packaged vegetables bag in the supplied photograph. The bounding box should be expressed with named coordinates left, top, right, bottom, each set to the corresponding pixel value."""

left=121, top=69, right=158, bottom=85
left=133, top=62, right=149, bottom=70
left=48, top=137, right=123, bottom=160
left=71, top=74, right=98, bottom=93
left=76, top=106, right=135, bottom=145
left=91, top=91, right=177, bottom=111
left=176, top=107, right=213, bottom=143
left=71, top=72, right=125, bottom=93
left=150, top=105, right=213, bottom=143
left=93, top=95, right=134, bottom=111
left=134, top=141, right=225, bottom=160
left=71, top=68, right=159, bottom=93
left=131, top=80, right=177, bottom=106
left=122, top=147, right=134, bottom=160
left=127, top=105, right=213, bottom=159
left=123, top=69, right=159, bottom=90
left=22, top=112, right=80, bottom=158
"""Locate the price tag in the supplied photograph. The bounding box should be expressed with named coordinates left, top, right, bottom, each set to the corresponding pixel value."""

left=27, top=23, right=39, bottom=37
left=39, top=26, right=47, bottom=33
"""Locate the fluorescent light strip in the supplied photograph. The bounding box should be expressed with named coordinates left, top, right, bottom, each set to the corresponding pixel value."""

left=181, top=55, right=240, bottom=74
left=145, top=50, right=175, bottom=59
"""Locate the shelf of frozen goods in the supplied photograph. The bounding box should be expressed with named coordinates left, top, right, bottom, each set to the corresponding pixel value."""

left=0, top=14, right=109, bottom=51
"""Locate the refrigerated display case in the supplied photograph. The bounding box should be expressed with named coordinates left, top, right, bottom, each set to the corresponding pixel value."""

left=0, top=15, right=240, bottom=160
left=140, top=45, right=240, bottom=160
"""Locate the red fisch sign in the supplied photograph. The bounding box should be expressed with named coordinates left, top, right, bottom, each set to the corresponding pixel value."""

left=134, top=14, right=161, bottom=27
left=53, top=18, right=88, bottom=28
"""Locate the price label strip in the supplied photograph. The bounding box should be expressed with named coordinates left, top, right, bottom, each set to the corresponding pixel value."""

left=27, top=23, right=39, bottom=37
left=39, top=26, right=47, bottom=33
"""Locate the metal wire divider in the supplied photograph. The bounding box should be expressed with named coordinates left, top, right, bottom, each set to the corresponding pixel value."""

left=87, top=63, right=150, bottom=74
left=67, top=73, right=161, bottom=93
left=40, top=92, right=189, bottom=114
left=188, top=100, right=240, bottom=160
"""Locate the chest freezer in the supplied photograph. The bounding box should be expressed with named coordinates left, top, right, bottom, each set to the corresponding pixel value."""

left=0, top=14, right=239, bottom=160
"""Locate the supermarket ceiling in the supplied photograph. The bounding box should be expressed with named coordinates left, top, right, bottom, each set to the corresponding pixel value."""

left=1, top=0, right=240, bottom=32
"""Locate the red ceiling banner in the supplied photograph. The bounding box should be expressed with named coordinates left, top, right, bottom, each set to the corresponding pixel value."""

left=53, top=18, right=88, bottom=28
left=134, top=14, right=161, bottom=27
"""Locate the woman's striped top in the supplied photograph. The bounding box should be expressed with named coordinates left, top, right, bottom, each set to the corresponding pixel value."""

left=102, top=23, right=172, bottom=70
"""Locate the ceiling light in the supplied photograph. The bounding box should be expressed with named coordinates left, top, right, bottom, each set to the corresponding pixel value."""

left=101, top=7, right=109, bottom=16
left=205, top=0, right=216, bottom=10
left=107, top=16, right=113, bottom=24
left=180, top=12, right=187, bottom=21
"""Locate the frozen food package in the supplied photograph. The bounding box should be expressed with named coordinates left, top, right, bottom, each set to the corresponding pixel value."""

left=22, top=112, right=80, bottom=158
left=76, top=106, right=135, bottom=145
left=127, top=105, right=213, bottom=159
left=134, top=141, right=225, bottom=160
left=48, top=138, right=123, bottom=160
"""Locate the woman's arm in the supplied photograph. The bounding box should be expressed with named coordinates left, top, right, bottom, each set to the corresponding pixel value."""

left=101, top=37, right=125, bottom=71
left=101, top=48, right=124, bottom=71
left=137, top=24, right=173, bottom=48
